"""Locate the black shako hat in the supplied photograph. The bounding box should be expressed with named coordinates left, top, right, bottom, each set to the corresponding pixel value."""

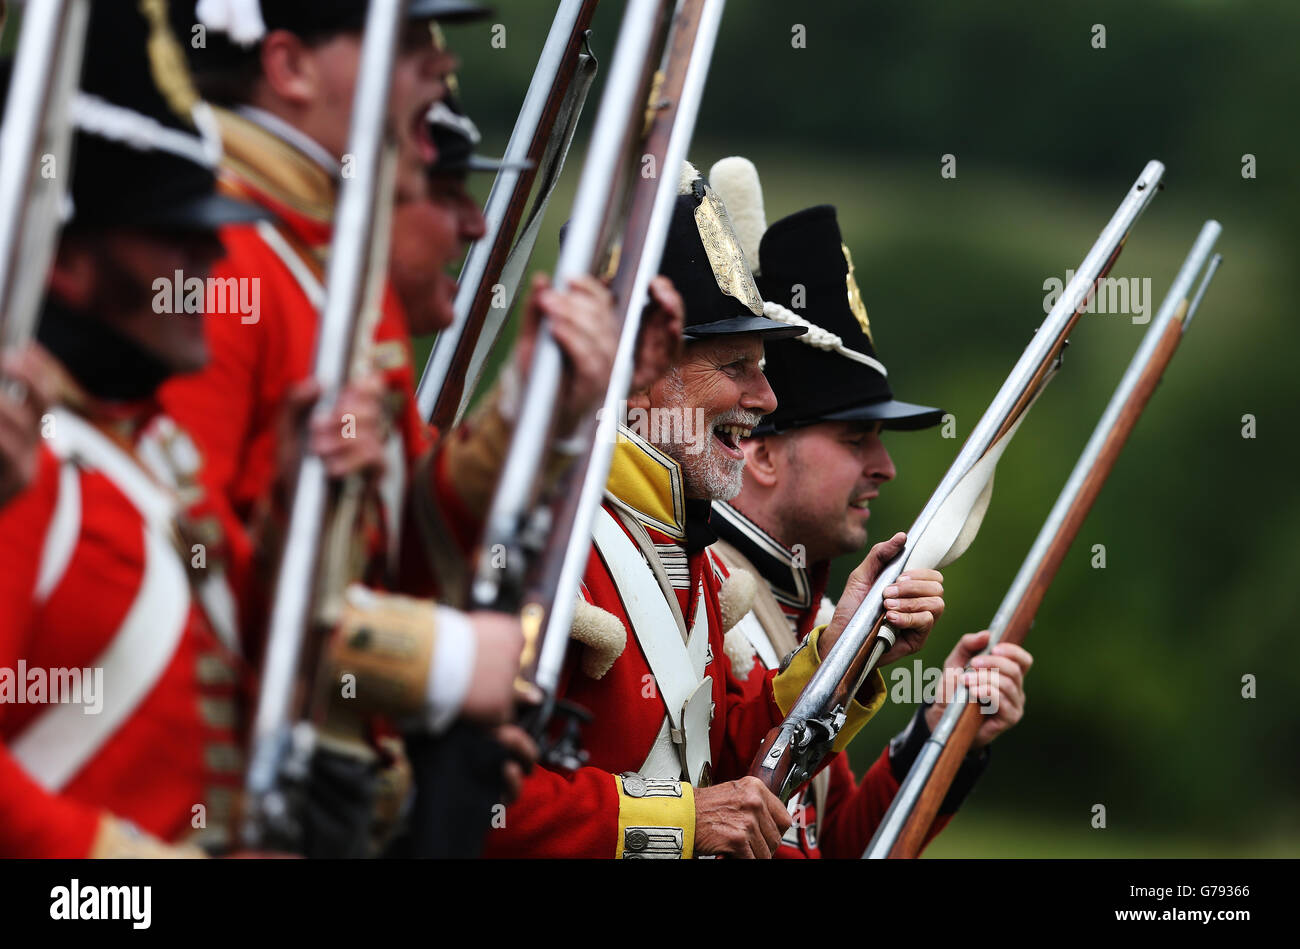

left=426, top=96, right=526, bottom=175
left=754, top=205, right=944, bottom=433
left=661, top=165, right=805, bottom=342
left=40, top=0, right=268, bottom=232
left=172, top=0, right=492, bottom=71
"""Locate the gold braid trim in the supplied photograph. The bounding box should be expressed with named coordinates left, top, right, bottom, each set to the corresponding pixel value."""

left=139, top=0, right=200, bottom=121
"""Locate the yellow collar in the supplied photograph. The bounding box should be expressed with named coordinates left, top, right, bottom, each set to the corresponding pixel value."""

left=605, top=425, right=687, bottom=541
left=214, top=107, right=337, bottom=224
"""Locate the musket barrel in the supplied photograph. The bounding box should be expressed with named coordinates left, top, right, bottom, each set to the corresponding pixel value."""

left=0, top=0, right=89, bottom=349
left=470, top=0, right=670, bottom=612
left=416, top=0, right=599, bottom=424
left=984, top=221, right=1220, bottom=648
left=535, top=0, right=726, bottom=701
left=244, top=0, right=408, bottom=847
left=776, top=162, right=1165, bottom=740
left=863, top=220, right=1224, bottom=859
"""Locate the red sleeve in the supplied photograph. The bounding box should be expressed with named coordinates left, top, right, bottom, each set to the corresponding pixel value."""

left=817, top=747, right=953, bottom=859
left=711, top=663, right=788, bottom=783
left=0, top=452, right=103, bottom=857
left=481, top=579, right=622, bottom=858
left=708, top=556, right=804, bottom=783
left=0, top=750, right=101, bottom=857
left=480, top=762, right=621, bottom=859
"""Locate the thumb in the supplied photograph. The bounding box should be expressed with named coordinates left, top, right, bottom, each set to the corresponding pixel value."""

left=949, top=630, right=992, bottom=668
left=863, top=531, right=907, bottom=581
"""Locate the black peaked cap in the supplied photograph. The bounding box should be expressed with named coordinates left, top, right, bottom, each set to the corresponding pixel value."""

left=171, top=1, right=492, bottom=72
left=660, top=176, right=805, bottom=342
left=49, top=0, right=267, bottom=232
left=427, top=96, right=527, bottom=175
left=754, top=205, right=943, bottom=433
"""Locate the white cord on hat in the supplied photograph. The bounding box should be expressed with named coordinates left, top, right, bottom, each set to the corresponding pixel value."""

left=196, top=0, right=267, bottom=48
left=762, top=300, right=889, bottom=377
left=427, top=101, right=482, bottom=147
left=72, top=93, right=218, bottom=168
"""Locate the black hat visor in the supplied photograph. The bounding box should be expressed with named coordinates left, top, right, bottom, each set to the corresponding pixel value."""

left=755, top=396, right=944, bottom=434
left=410, top=1, right=493, bottom=23
left=130, top=191, right=273, bottom=233
left=820, top=397, right=945, bottom=431
left=683, top=314, right=807, bottom=341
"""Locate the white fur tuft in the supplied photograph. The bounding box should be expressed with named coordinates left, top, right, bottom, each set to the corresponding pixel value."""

left=196, top=0, right=267, bottom=48
left=718, top=569, right=758, bottom=633
left=678, top=160, right=702, bottom=196
left=708, top=156, right=767, bottom=274
left=814, top=596, right=836, bottom=629
left=723, top=626, right=758, bottom=680
left=569, top=596, right=627, bottom=679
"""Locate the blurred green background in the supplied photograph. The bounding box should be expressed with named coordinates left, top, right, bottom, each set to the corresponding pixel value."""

left=441, top=0, right=1300, bottom=857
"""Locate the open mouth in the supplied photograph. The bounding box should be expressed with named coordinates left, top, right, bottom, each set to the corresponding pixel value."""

left=412, top=101, right=438, bottom=164
left=713, top=423, right=752, bottom=458
left=848, top=492, right=878, bottom=513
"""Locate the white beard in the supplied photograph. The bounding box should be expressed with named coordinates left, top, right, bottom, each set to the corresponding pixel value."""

left=651, top=369, right=751, bottom=501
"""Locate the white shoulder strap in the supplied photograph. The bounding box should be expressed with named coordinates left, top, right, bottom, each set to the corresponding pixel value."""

left=592, top=507, right=712, bottom=782
left=736, top=611, right=780, bottom=670
left=13, top=411, right=192, bottom=790
left=256, top=219, right=407, bottom=574
left=34, top=462, right=82, bottom=602
left=255, top=219, right=325, bottom=308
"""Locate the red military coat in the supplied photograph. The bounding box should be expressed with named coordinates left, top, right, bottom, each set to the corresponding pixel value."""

left=483, top=428, right=886, bottom=859
left=0, top=397, right=246, bottom=857
left=157, top=107, right=478, bottom=631
left=711, top=500, right=958, bottom=859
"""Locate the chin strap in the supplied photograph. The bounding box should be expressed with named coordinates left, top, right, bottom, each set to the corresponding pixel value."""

left=37, top=299, right=174, bottom=402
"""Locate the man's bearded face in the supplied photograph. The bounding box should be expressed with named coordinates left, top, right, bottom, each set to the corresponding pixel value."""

left=641, top=336, right=777, bottom=501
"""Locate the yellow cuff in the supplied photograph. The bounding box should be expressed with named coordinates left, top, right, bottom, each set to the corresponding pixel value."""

left=614, top=773, right=695, bottom=859
left=771, top=626, right=888, bottom=753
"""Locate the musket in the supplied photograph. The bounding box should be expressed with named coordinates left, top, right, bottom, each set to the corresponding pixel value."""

left=865, top=222, right=1223, bottom=859
left=748, top=161, right=1166, bottom=803
left=0, top=0, right=90, bottom=358
left=242, top=0, right=407, bottom=851
left=416, top=0, right=601, bottom=429
left=400, top=0, right=688, bottom=858
left=517, top=0, right=726, bottom=758
left=465, top=0, right=673, bottom=635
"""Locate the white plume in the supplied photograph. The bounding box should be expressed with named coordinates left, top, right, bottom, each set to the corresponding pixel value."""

left=709, top=156, right=767, bottom=275
left=678, top=160, right=702, bottom=196
left=196, top=0, right=267, bottom=48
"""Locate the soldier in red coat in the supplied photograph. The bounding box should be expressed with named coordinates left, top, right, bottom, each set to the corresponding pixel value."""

left=708, top=156, right=1034, bottom=859
left=483, top=164, right=947, bottom=859
left=158, top=2, right=681, bottom=856
left=158, top=1, right=628, bottom=718
left=0, top=1, right=276, bottom=857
